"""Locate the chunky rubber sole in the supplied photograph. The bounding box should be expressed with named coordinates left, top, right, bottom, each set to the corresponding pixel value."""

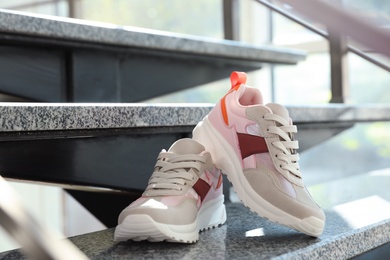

left=193, top=116, right=324, bottom=237
left=114, top=196, right=227, bottom=243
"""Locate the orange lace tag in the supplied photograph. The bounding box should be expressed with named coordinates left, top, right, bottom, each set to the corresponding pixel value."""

left=221, top=71, right=248, bottom=126
left=230, top=71, right=247, bottom=89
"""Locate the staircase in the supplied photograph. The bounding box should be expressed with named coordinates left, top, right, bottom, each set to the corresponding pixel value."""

left=1, top=8, right=390, bottom=260
left=2, top=137, right=390, bottom=259
left=0, top=9, right=303, bottom=102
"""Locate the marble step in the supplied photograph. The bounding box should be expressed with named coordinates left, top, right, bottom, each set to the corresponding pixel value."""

left=1, top=169, right=390, bottom=259
left=0, top=9, right=304, bottom=65
left=0, top=9, right=305, bottom=102
left=1, top=103, right=390, bottom=192
left=1, top=103, right=390, bottom=133
left=2, top=103, right=389, bottom=229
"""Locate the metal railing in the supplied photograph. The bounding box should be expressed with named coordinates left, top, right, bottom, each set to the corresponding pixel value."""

left=254, top=0, right=390, bottom=73
left=223, top=0, right=390, bottom=103
left=0, top=175, right=88, bottom=259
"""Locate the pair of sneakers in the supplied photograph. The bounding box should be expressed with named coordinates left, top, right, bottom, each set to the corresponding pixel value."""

left=114, top=72, right=325, bottom=243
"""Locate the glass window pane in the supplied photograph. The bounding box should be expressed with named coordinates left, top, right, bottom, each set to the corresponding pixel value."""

left=274, top=53, right=331, bottom=105
left=19, top=2, right=66, bottom=16
left=144, top=69, right=271, bottom=104
left=0, top=0, right=36, bottom=9
left=348, top=53, right=390, bottom=104
left=78, top=0, right=223, bottom=38
left=0, top=0, right=68, bottom=17
left=273, top=13, right=323, bottom=46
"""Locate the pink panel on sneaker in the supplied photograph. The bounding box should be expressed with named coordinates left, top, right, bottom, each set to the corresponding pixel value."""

left=275, top=172, right=296, bottom=198
left=201, top=169, right=222, bottom=187
left=243, top=155, right=256, bottom=169
left=246, top=123, right=261, bottom=136
left=224, top=90, right=254, bottom=133
left=206, top=167, right=222, bottom=180
left=256, top=153, right=296, bottom=198
left=256, top=153, right=275, bottom=170
left=208, top=101, right=242, bottom=162
left=196, top=170, right=223, bottom=203
left=209, top=94, right=257, bottom=166
left=159, top=196, right=182, bottom=207
left=238, top=86, right=263, bottom=106
left=160, top=191, right=197, bottom=207
left=199, top=171, right=210, bottom=183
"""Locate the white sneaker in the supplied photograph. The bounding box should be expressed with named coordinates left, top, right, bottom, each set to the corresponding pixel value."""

left=193, top=71, right=325, bottom=237
left=114, top=138, right=227, bottom=243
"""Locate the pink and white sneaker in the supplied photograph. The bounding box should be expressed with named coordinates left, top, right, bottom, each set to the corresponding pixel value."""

left=114, top=138, right=226, bottom=243
left=192, top=71, right=325, bottom=237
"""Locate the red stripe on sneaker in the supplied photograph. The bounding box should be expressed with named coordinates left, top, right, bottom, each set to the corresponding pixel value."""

left=193, top=178, right=210, bottom=202
left=237, top=132, right=268, bottom=159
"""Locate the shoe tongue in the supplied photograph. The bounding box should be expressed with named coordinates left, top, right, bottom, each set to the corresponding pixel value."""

left=266, top=103, right=290, bottom=122
left=168, top=138, right=205, bottom=155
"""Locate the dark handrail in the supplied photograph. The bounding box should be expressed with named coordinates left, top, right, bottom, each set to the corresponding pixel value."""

left=0, top=176, right=88, bottom=259
left=254, top=0, right=390, bottom=72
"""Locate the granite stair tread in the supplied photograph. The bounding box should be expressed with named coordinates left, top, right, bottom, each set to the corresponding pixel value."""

left=1, top=103, right=390, bottom=193
left=0, top=9, right=304, bottom=65
left=0, top=9, right=305, bottom=102
left=1, top=103, right=390, bottom=132
left=2, top=169, right=390, bottom=259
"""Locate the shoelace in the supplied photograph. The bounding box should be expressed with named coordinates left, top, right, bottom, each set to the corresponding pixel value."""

left=264, top=113, right=301, bottom=178
left=145, top=152, right=205, bottom=195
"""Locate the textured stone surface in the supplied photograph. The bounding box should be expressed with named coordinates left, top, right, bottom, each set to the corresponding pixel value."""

left=0, top=103, right=212, bottom=132
left=1, top=103, right=390, bottom=132
left=0, top=10, right=304, bottom=64
left=1, top=171, right=390, bottom=259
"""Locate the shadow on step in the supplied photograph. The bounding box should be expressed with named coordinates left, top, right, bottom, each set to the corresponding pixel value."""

left=72, top=204, right=352, bottom=259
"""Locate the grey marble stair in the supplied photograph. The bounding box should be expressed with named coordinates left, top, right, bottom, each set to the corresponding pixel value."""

left=1, top=102, right=390, bottom=229
left=0, top=9, right=305, bottom=102
left=1, top=169, right=389, bottom=259
left=1, top=103, right=390, bottom=132
left=1, top=103, right=390, bottom=192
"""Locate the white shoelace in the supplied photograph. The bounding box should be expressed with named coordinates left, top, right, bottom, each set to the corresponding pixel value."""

left=145, top=152, right=205, bottom=196
left=264, top=113, right=301, bottom=178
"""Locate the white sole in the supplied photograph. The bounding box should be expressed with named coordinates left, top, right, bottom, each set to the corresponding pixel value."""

left=193, top=116, right=324, bottom=237
left=114, top=196, right=227, bottom=243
